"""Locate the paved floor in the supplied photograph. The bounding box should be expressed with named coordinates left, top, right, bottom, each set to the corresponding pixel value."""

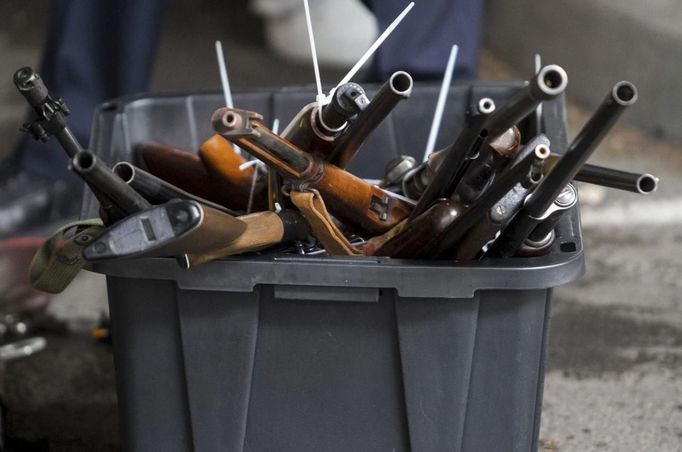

left=0, top=1, right=680, bottom=451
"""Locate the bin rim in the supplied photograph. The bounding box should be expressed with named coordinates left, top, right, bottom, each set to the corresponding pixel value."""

left=92, top=239, right=584, bottom=299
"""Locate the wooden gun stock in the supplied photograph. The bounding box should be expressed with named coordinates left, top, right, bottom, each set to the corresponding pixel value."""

left=186, top=209, right=310, bottom=267
left=137, top=138, right=266, bottom=212
left=84, top=200, right=310, bottom=266
left=138, top=142, right=227, bottom=205
left=370, top=199, right=464, bottom=258
left=198, top=134, right=267, bottom=211
left=83, top=200, right=248, bottom=261
left=212, top=107, right=413, bottom=236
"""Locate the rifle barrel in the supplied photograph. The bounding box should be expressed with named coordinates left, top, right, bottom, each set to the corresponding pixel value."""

left=113, top=162, right=240, bottom=216
left=72, top=150, right=152, bottom=215
left=482, top=65, right=568, bottom=138
left=575, top=161, right=657, bottom=194
left=486, top=81, right=638, bottom=258
left=329, top=71, right=413, bottom=168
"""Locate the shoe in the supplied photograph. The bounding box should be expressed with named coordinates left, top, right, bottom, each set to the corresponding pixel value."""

left=251, top=0, right=378, bottom=68
left=0, top=172, right=81, bottom=240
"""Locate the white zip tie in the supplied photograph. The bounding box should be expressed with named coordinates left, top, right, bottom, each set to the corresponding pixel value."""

left=423, top=44, right=458, bottom=162
left=215, top=40, right=234, bottom=108
left=335, top=1, right=415, bottom=90
left=246, top=166, right=259, bottom=214
left=272, top=118, right=280, bottom=135
left=382, top=190, right=417, bottom=206
left=239, top=160, right=262, bottom=170
left=534, top=54, right=543, bottom=133
left=303, top=0, right=325, bottom=104
left=215, top=40, right=242, bottom=155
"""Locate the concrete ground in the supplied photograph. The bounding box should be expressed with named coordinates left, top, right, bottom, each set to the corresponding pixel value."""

left=0, top=1, right=681, bottom=451
left=486, top=0, right=682, bottom=142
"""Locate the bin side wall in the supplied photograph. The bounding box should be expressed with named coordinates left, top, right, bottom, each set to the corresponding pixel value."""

left=109, top=278, right=551, bottom=452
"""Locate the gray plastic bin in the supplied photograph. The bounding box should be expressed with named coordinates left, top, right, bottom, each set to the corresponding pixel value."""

left=86, top=83, right=584, bottom=452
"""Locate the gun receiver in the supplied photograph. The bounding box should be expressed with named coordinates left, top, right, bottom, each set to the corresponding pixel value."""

left=406, top=100, right=494, bottom=219
left=454, top=125, right=521, bottom=204
left=408, top=65, right=566, bottom=219
left=544, top=155, right=658, bottom=195
left=515, top=184, right=578, bottom=256
left=455, top=136, right=551, bottom=261
left=113, top=162, right=239, bottom=216
left=400, top=98, right=496, bottom=201
left=371, top=142, right=549, bottom=258
left=212, top=107, right=413, bottom=235
left=486, top=81, right=638, bottom=258
left=329, top=71, right=413, bottom=168
left=283, top=82, right=370, bottom=159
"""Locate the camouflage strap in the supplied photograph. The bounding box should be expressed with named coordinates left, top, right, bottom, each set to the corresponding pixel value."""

left=29, top=219, right=104, bottom=294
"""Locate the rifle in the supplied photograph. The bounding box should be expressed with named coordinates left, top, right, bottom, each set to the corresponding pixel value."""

left=14, top=67, right=80, bottom=157
left=14, top=67, right=148, bottom=224
left=544, top=155, right=658, bottom=195
left=328, top=71, right=413, bottom=168
left=198, top=134, right=267, bottom=211
left=282, top=82, right=370, bottom=159
left=486, top=81, right=638, bottom=258
left=454, top=135, right=550, bottom=260
left=212, top=107, right=413, bottom=235
left=113, top=162, right=239, bottom=216
left=137, top=140, right=267, bottom=212
left=403, top=98, right=496, bottom=215
left=408, top=64, right=567, bottom=219
left=513, top=184, right=578, bottom=257
left=371, top=142, right=549, bottom=258
left=83, top=200, right=310, bottom=266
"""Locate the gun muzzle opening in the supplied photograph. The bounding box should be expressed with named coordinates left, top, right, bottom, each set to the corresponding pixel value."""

left=478, top=98, right=496, bottom=115
left=389, top=71, right=413, bottom=96
left=537, top=65, right=568, bottom=97
left=535, top=144, right=551, bottom=159
left=613, top=81, right=638, bottom=106
left=113, top=162, right=135, bottom=183
left=222, top=112, right=241, bottom=129
left=73, top=151, right=96, bottom=172
left=13, top=67, right=36, bottom=89
left=637, top=174, right=658, bottom=194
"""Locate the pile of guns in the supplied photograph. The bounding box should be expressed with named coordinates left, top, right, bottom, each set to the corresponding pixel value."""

left=14, top=64, right=657, bottom=267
